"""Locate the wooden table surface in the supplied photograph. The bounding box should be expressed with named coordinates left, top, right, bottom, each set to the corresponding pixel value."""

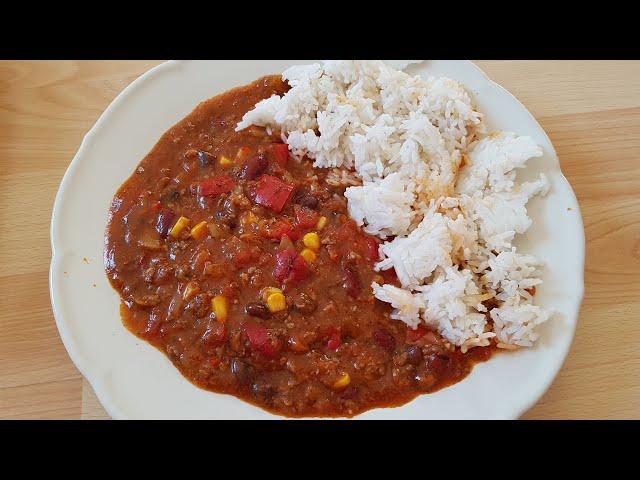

left=1, top=61, right=639, bottom=419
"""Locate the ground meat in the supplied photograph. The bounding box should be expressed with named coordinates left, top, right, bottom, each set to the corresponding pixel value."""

left=185, top=293, right=212, bottom=318
left=293, top=292, right=316, bottom=314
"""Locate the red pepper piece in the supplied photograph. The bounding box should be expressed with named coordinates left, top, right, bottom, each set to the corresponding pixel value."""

left=294, top=204, right=320, bottom=230
left=273, top=248, right=298, bottom=283
left=198, top=175, right=235, bottom=196
left=273, top=248, right=312, bottom=285
left=243, top=322, right=281, bottom=357
left=243, top=322, right=268, bottom=348
left=254, top=175, right=294, bottom=213
left=287, top=255, right=311, bottom=284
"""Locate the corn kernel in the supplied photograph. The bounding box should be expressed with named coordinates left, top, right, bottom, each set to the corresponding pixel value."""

left=332, top=373, right=351, bottom=390
left=219, top=155, right=233, bottom=168
left=315, top=216, right=327, bottom=230
left=182, top=281, right=200, bottom=301
left=212, top=295, right=228, bottom=322
left=302, top=232, right=320, bottom=252
left=169, top=216, right=190, bottom=237
left=300, top=248, right=317, bottom=264
left=261, top=287, right=282, bottom=302
left=190, top=221, right=208, bottom=240
left=266, top=292, right=287, bottom=313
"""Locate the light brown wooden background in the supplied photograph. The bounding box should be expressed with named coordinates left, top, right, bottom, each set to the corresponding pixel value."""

left=1, top=61, right=639, bottom=419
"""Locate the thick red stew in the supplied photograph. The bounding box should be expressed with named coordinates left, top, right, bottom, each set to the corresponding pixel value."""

left=105, top=76, right=493, bottom=417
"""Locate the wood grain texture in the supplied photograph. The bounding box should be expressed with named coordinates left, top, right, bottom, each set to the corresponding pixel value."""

left=0, top=60, right=638, bottom=420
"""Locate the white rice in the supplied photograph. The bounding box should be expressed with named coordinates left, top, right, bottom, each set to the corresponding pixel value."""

left=345, top=173, right=416, bottom=239
left=376, top=204, right=453, bottom=288
left=237, top=60, right=551, bottom=351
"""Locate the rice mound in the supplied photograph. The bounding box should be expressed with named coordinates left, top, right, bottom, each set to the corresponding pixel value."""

left=237, top=60, right=551, bottom=352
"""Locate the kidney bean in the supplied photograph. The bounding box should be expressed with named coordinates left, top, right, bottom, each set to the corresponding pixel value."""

left=197, top=150, right=215, bottom=167
left=373, top=329, right=396, bottom=352
left=156, top=208, right=175, bottom=238
left=293, top=191, right=319, bottom=209
left=342, top=266, right=361, bottom=299
left=230, top=358, right=254, bottom=385
left=239, top=154, right=268, bottom=180
left=245, top=302, right=271, bottom=319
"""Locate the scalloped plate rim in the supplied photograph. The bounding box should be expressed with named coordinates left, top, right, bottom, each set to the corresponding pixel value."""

left=49, top=60, right=585, bottom=420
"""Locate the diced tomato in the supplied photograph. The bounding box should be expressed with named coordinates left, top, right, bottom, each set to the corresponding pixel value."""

left=273, top=248, right=298, bottom=283
left=276, top=228, right=302, bottom=242
left=365, top=236, right=380, bottom=262
left=198, top=175, right=235, bottom=196
left=406, top=324, right=428, bottom=343
left=254, top=175, right=295, bottom=213
left=261, top=220, right=303, bottom=241
left=261, top=220, right=293, bottom=240
left=336, top=219, right=358, bottom=242
left=294, top=204, right=320, bottom=229
left=287, top=255, right=311, bottom=284
left=269, top=143, right=289, bottom=167
left=287, top=228, right=304, bottom=242
left=327, top=331, right=341, bottom=351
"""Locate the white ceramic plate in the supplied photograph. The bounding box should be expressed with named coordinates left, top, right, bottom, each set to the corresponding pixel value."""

left=50, top=60, right=584, bottom=419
